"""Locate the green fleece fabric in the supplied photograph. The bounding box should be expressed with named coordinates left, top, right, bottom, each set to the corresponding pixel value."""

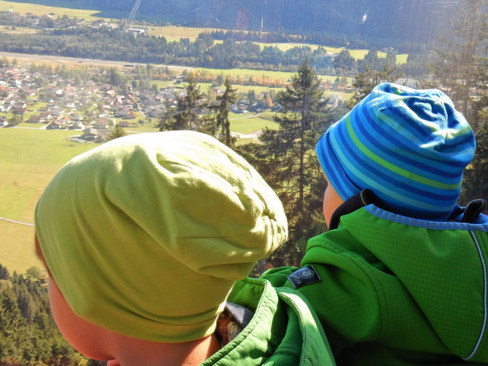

left=202, top=277, right=336, bottom=366
left=298, top=205, right=488, bottom=365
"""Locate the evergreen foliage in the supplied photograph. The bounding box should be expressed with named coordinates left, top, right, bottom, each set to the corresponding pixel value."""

left=348, top=63, right=404, bottom=108
left=427, top=0, right=487, bottom=206
left=461, top=113, right=488, bottom=206
left=160, top=74, right=213, bottom=132
left=211, top=78, right=237, bottom=147
left=106, top=123, right=127, bottom=142
left=244, top=60, right=345, bottom=265
left=429, top=0, right=488, bottom=128
left=0, top=267, right=100, bottom=365
left=3, top=0, right=458, bottom=48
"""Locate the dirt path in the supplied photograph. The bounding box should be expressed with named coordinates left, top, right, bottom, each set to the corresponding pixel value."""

left=0, top=217, right=34, bottom=227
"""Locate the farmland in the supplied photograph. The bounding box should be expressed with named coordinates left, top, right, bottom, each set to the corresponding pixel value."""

left=0, top=128, right=95, bottom=273
left=0, top=0, right=103, bottom=21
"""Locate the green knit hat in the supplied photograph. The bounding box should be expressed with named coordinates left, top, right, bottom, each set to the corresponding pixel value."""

left=35, top=131, right=287, bottom=342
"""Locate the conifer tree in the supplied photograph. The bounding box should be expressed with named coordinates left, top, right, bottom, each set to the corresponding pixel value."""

left=348, top=63, right=404, bottom=108
left=258, top=60, right=338, bottom=253
left=461, top=111, right=488, bottom=205
left=160, top=74, right=210, bottom=131
left=106, top=123, right=127, bottom=141
left=212, top=78, right=237, bottom=147
left=430, top=0, right=488, bottom=128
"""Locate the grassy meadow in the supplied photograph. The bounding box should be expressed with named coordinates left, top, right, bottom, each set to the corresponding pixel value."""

left=0, top=0, right=102, bottom=20
left=0, top=128, right=96, bottom=273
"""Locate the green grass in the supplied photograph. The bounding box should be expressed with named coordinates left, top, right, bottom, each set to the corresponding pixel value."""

left=0, top=128, right=96, bottom=219
left=0, top=220, right=41, bottom=274
left=0, top=0, right=103, bottom=20
left=0, top=25, right=37, bottom=34
left=149, top=25, right=222, bottom=39
left=0, top=128, right=97, bottom=273
left=230, top=113, right=279, bottom=134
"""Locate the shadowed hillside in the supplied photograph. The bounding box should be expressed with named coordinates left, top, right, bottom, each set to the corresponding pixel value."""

left=5, top=0, right=463, bottom=48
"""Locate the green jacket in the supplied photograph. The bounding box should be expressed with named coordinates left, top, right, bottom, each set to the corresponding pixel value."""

left=296, top=203, right=488, bottom=365
left=202, top=277, right=336, bottom=366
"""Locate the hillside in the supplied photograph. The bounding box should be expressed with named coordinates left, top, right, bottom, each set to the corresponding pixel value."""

left=5, top=0, right=463, bottom=49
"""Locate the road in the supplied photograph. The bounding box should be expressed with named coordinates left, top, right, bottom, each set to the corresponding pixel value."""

left=0, top=51, right=193, bottom=71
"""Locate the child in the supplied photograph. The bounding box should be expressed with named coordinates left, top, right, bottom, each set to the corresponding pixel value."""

left=34, top=131, right=336, bottom=365
left=289, top=83, right=488, bottom=365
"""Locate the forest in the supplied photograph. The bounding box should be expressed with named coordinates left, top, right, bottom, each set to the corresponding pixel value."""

left=0, top=22, right=403, bottom=74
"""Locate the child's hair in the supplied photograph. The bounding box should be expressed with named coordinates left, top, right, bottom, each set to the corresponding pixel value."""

left=35, top=131, right=288, bottom=343
left=316, top=82, right=476, bottom=220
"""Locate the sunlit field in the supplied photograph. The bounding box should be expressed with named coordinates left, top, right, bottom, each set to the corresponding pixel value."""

left=0, top=0, right=103, bottom=20
left=0, top=128, right=96, bottom=273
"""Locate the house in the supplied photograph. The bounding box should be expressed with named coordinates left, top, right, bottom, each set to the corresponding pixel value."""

left=83, top=127, right=109, bottom=141
left=50, top=107, right=64, bottom=117
left=46, top=120, right=64, bottom=129
left=93, top=118, right=109, bottom=129
left=13, top=102, right=27, bottom=114
left=116, top=108, right=130, bottom=118
left=28, top=115, right=41, bottom=123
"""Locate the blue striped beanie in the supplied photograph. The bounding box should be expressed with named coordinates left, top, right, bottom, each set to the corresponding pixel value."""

left=316, top=82, right=476, bottom=220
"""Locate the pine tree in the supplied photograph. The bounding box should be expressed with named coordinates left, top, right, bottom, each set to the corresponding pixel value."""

left=160, top=74, right=211, bottom=131
left=348, top=63, right=404, bottom=108
left=0, top=264, right=9, bottom=280
left=257, top=60, right=338, bottom=259
left=212, top=78, right=237, bottom=147
left=106, top=123, right=127, bottom=141
left=430, top=0, right=488, bottom=128
left=461, top=110, right=488, bottom=205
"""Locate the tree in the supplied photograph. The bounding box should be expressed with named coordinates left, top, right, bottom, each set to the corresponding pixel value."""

left=211, top=78, right=237, bottom=147
left=461, top=110, right=488, bottom=206
left=332, top=49, right=356, bottom=75
left=108, top=68, right=126, bottom=88
left=106, top=123, right=127, bottom=141
left=160, top=74, right=210, bottom=131
left=0, top=264, right=9, bottom=280
left=429, top=0, right=488, bottom=128
left=257, top=60, right=337, bottom=260
left=348, top=63, right=404, bottom=108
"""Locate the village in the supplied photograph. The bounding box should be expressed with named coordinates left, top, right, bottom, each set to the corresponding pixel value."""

left=0, top=59, right=348, bottom=141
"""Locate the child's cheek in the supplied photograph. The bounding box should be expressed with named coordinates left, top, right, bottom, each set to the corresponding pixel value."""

left=48, top=277, right=112, bottom=361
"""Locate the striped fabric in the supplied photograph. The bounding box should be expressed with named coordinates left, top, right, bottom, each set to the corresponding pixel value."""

left=316, top=83, right=476, bottom=220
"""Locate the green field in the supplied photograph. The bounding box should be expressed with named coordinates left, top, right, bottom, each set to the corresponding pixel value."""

left=230, top=112, right=279, bottom=134
left=0, top=0, right=103, bottom=20
left=0, top=128, right=96, bottom=273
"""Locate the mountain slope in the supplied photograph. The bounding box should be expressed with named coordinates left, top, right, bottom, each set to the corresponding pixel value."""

left=5, top=0, right=462, bottom=47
